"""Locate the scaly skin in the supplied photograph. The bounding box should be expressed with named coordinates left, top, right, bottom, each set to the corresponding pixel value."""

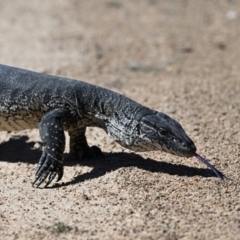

left=0, top=64, right=196, bottom=187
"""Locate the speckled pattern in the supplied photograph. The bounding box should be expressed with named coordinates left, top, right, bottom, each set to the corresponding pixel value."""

left=0, top=1, right=239, bottom=239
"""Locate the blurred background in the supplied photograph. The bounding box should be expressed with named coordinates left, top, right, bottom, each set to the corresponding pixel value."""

left=0, top=0, right=238, bottom=147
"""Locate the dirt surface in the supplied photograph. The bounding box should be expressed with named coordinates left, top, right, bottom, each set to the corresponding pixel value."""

left=0, top=1, right=239, bottom=239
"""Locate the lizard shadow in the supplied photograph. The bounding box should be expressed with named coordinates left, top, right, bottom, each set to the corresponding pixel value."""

left=56, top=152, right=219, bottom=188
left=0, top=136, right=41, bottom=164
left=0, top=136, right=220, bottom=187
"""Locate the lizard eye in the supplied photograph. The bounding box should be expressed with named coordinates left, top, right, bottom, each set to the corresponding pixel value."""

left=159, top=128, right=167, bottom=136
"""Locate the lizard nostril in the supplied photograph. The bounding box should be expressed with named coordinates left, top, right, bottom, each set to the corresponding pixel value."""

left=182, top=142, right=187, bottom=148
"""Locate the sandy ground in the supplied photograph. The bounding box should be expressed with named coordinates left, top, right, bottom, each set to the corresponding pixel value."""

left=0, top=0, right=239, bottom=239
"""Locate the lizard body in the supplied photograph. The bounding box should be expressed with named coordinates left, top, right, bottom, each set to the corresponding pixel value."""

left=0, top=64, right=197, bottom=187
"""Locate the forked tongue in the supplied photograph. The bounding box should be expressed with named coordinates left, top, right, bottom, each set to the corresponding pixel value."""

left=194, top=153, right=225, bottom=180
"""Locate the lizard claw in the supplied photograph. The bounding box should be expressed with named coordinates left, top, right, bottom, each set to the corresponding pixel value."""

left=32, top=151, right=64, bottom=188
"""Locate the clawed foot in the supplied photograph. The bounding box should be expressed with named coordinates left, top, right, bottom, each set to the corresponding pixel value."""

left=69, top=145, right=103, bottom=161
left=33, top=145, right=103, bottom=188
left=32, top=150, right=64, bottom=188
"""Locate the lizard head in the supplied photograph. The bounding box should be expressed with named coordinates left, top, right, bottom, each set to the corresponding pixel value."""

left=135, top=112, right=196, bottom=157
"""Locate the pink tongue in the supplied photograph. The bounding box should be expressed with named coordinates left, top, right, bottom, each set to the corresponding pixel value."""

left=194, top=153, right=224, bottom=180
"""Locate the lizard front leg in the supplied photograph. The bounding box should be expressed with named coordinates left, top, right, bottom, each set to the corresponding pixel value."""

left=69, top=127, right=102, bottom=160
left=33, top=108, right=68, bottom=187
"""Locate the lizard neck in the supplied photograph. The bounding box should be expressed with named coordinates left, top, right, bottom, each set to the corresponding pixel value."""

left=75, top=81, right=147, bottom=120
left=75, top=81, right=156, bottom=148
